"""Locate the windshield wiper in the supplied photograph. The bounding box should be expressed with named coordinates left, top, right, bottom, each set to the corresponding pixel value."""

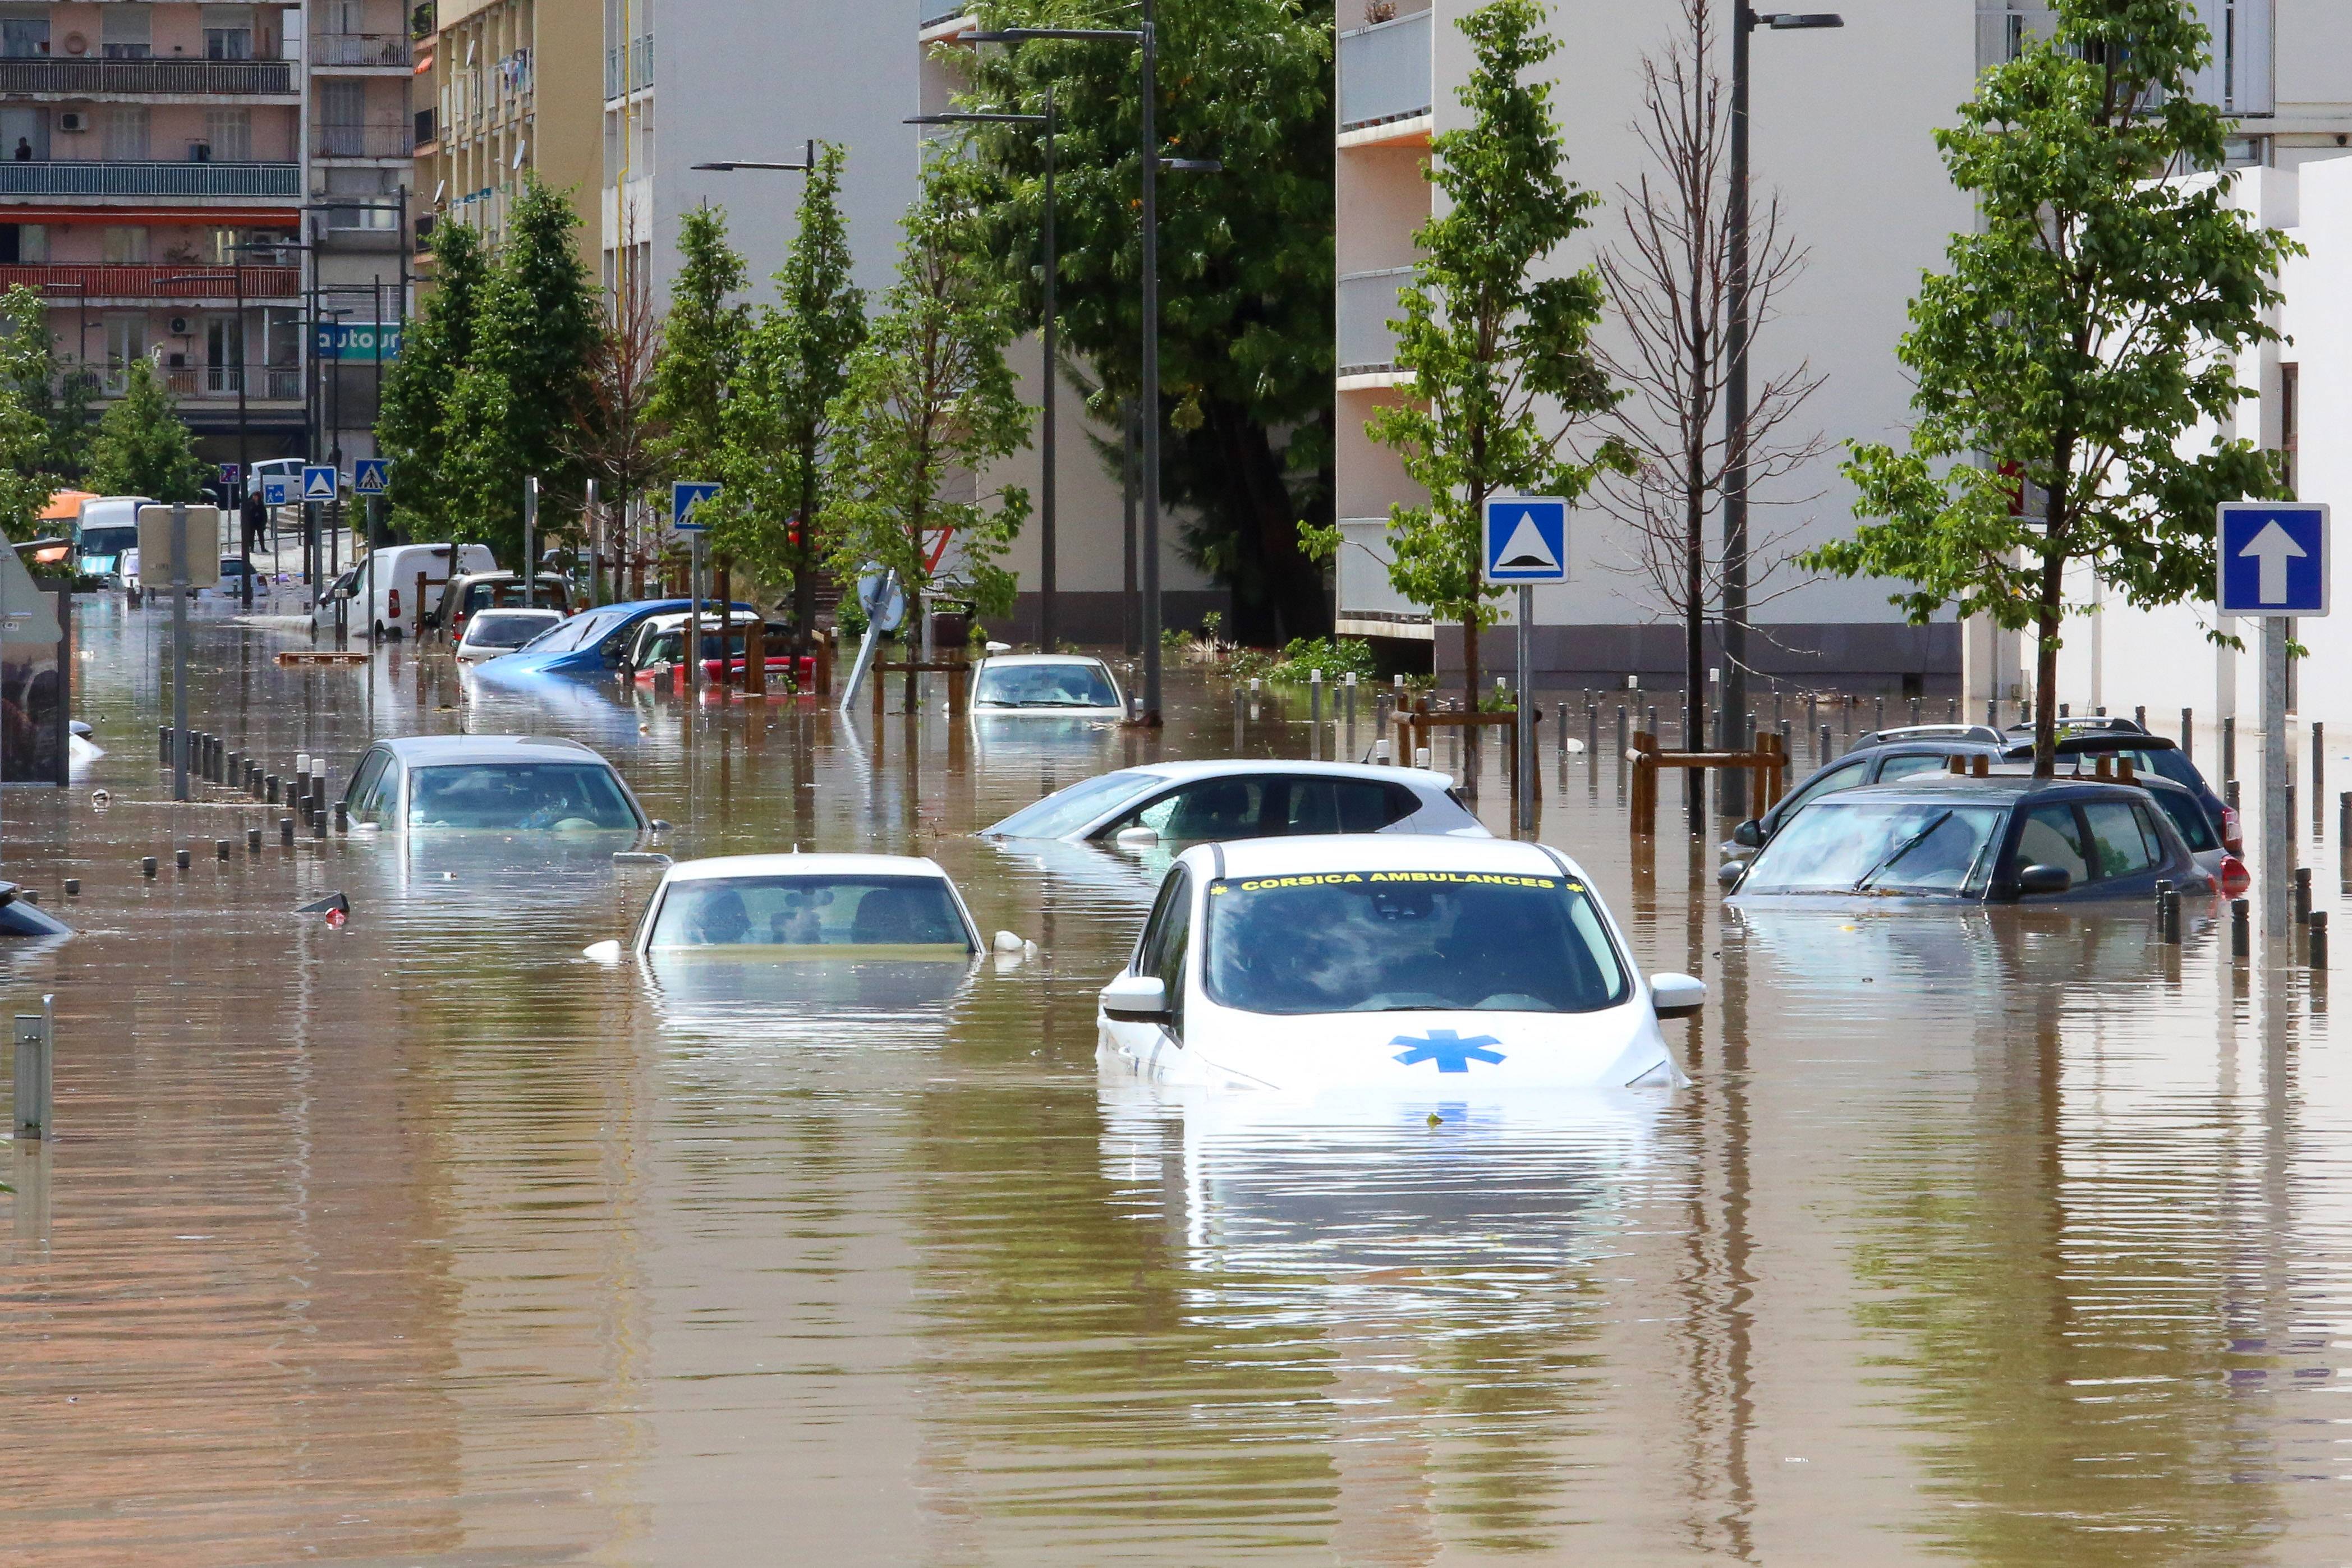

left=1853, top=811, right=1953, bottom=891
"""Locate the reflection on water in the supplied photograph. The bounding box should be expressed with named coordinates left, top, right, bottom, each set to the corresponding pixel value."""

left=1, top=605, right=2350, bottom=1562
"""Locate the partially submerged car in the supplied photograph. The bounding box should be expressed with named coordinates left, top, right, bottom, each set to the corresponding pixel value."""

left=969, top=654, right=1127, bottom=719
left=456, top=606, right=564, bottom=662
left=981, top=760, right=1486, bottom=846
left=619, top=608, right=806, bottom=688
left=340, top=734, right=651, bottom=833
left=1097, top=836, right=1698, bottom=1091
left=1725, top=775, right=2217, bottom=904
left=470, top=598, right=752, bottom=682
left=587, top=853, right=981, bottom=960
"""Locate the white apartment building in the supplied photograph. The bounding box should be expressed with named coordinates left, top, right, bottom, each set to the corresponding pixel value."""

left=1334, top=0, right=2352, bottom=692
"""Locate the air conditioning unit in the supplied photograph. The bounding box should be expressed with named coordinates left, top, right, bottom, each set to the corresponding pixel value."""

left=57, top=111, right=86, bottom=133
left=167, top=316, right=192, bottom=336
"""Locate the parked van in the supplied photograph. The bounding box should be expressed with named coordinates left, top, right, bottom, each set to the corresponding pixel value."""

left=325, top=542, right=498, bottom=638
left=74, top=495, right=157, bottom=584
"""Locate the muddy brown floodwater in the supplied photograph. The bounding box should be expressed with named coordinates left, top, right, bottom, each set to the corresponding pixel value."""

left=4, top=597, right=2352, bottom=1565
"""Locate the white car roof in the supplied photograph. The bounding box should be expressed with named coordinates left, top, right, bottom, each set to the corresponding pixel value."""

left=376, top=733, right=608, bottom=765
left=1118, top=758, right=1458, bottom=792
left=1193, top=833, right=1586, bottom=881
left=662, top=853, right=954, bottom=884
left=978, top=654, right=1113, bottom=669
left=637, top=608, right=761, bottom=629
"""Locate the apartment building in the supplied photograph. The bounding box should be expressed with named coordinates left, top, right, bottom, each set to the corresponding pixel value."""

left=1333, top=0, right=2352, bottom=693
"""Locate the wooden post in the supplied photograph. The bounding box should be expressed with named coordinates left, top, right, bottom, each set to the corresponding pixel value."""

left=948, top=661, right=970, bottom=717
left=745, top=616, right=768, bottom=696
left=414, top=571, right=428, bottom=639
left=715, top=562, right=733, bottom=688
left=872, top=660, right=886, bottom=716
left=815, top=632, right=833, bottom=697
left=1630, top=730, right=1657, bottom=836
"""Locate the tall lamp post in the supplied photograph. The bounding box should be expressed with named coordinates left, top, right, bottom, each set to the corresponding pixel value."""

left=908, top=93, right=1061, bottom=651
left=1723, top=7, right=1841, bottom=812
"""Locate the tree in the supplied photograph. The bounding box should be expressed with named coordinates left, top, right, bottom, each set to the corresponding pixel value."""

left=646, top=204, right=746, bottom=482
left=377, top=219, right=486, bottom=539
left=717, top=144, right=865, bottom=651
left=1317, top=0, right=1627, bottom=711
left=0, top=287, right=96, bottom=482
left=1806, top=0, right=2295, bottom=774
left=963, top=0, right=1334, bottom=644
left=1596, top=0, right=1825, bottom=781
left=440, top=177, right=602, bottom=565
left=88, top=358, right=209, bottom=504
left=824, top=153, right=1031, bottom=624
left=573, top=210, right=672, bottom=596
left=0, top=287, right=57, bottom=538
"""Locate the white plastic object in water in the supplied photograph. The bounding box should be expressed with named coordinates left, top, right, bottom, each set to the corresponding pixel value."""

left=993, top=930, right=1026, bottom=954
left=582, top=940, right=624, bottom=963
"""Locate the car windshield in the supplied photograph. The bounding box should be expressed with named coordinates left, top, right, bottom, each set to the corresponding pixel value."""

left=529, top=609, right=624, bottom=655
left=1202, top=869, right=1629, bottom=1015
left=465, top=611, right=562, bottom=650
left=407, top=762, right=640, bottom=830
left=975, top=662, right=1119, bottom=709
left=984, top=770, right=1161, bottom=838
left=1742, top=800, right=2008, bottom=894
left=645, top=875, right=971, bottom=951
left=79, top=526, right=136, bottom=555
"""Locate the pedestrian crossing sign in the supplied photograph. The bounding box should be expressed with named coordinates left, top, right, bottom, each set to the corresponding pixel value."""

left=672, top=481, right=720, bottom=532
left=1483, top=497, right=1568, bottom=585
left=302, top=465, right=338, bottom=502
left=354, top=458, right=391, bottom=496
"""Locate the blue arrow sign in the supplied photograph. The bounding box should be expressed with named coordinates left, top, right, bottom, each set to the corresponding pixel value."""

left=353, top=458, right=391, bottom=496
left=301, top=465, right=338, bottom=503
left=1390, top=1028, right=1506, bottom=1073
left=2218, top=502, right=2328, bottom=618
left=672, top=480, right=720, bottom=533
left=260, top=475, right=292, bottom=507
left=1483, top=496, right=1568, bottom=585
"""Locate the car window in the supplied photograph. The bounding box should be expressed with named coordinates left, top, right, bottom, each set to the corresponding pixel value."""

left=1876, top=752, right=1956, bottom=783
left=1135, top=867, right=1192, bottom=1037
left=407, top=762, right=640, bottom=830
left=646, top=875, right=971, bottom=951
left=973, top=661, right=1120, bottom=708
left=2015, top=803, right=2092, bottom=881
left=342, top=749, right=390, bottom=825
left=1278, top=778, right=1421, bottom=834
left=2143, top=789, right=2216, bottom=852
left=1779, top=757, right=1871, bottom=820
left=2082, top=801, right=2156, bottom=879
left=989, top=770, right=1161, bottom=839
left=1129, top=779, right=1273, bottom=840
left=530, top=609, right=618, bottom=655
left=1740, top=802, right=2006, bottom=894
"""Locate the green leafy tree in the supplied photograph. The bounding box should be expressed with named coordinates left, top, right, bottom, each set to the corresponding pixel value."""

left=963, top=0, right=1334, bottom=644
left=0, top=287, right=57, bottom=537
left=1806, top=0, right=2295, bottom=774
left=1316, top=0, right=1627, bottom=709
left=824, top=153, right=1031, bottom=621
left=440, top=178, right=602, bottom=565
left=715, top=144, right=866, bottom=650
left=647, top=204, right=747, bottom=481
left=88, top=358, right=209, bottom=504
left=376, top=219, right=486, bottom=538
left=0, top=287, right=95, bottom=481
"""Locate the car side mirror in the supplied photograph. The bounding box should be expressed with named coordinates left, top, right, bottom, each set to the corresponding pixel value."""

left=1650, top=972, right=1706, bottom=1019
left=2017, top=863, right=2073, bottom=898
left=1731, top=819, right=1763, bottom=849
left=1716, top=859, right=1745, bottom=889
left=1113, top=825, right=1159, bottom=850
left=1101, top=972, right=1173, bottom=1024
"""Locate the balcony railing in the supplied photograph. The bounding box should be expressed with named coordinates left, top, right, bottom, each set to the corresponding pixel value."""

left=0, top=264, right=300, bottom=298
left=315, top=122, right=414, bottom=159
left=1339, top=266, right=1414, bottom=376
left=87, top=363, right=300, bottom=399
left=1338, top=10, right=1431, bottom=131
left=0, top=56, right=296, bottom=95
left=604, top=33, right=652, bottom=99
left=0, top=161, right=298, bottom=197
left=1334, top=518, right=1424, bottom=620
left=311, top=33, right=412, bottom=68
left=917, top=0, right=971, bottom=25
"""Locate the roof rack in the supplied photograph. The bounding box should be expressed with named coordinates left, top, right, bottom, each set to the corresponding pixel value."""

left=2003, top=715, right=2148, bottom=735
left=1852, top=724, right=2006, bottom=748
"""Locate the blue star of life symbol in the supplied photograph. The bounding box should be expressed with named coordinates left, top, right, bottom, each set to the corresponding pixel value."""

left=1390, top=1028, right=1505, bottom=1073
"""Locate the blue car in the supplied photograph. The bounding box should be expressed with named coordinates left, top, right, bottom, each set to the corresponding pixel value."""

left=469, top=599, right=755, bottom=681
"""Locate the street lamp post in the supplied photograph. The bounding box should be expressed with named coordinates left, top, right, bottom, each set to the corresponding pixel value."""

left=1724, top=8, right=1841, bottom=812
left=908, top=93, right=1061, bottom=651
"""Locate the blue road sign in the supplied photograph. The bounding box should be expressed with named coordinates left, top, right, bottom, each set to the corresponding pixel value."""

left=1482, top=496, right=1569, bottom=585
left=260, top=475, right=292, bottom=507
left=217, top=463, right=241, bottom=488
left=2218, top=502, right=2329, bottom=618
left=301, top=465, right=338, bottom=503
left=672, top=481, right=720, bottom=533
left=353, top=458, right=391, bottom=496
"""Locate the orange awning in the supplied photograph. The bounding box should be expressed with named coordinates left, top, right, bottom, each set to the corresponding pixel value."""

left=40, top=490, right=94, bottom=523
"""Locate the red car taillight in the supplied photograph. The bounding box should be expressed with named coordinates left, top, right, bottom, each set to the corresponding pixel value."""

left=2219, top=854, right=2251, bottom=898
left=387, top=587, right=401, bottom=619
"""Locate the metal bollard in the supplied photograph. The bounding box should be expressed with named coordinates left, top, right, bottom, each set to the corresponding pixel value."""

left=2135, top=705, right=2146, bottom=731
left=1616, top=706, right=1628, bottom=760
left=1820, top=723, right=1833, bottom=761
left=247, top=826, right=262, bottom=854
left=1310, top=668, right=1323, bottom=728
left=13, top=1000, right=51, bottom=1139
left=1345, top=672, right=1358, bottom=728
left=1909, top=697, right=1921, bottom=727
left=140, top=856, right=157, bottom=879
left=2155, top=880, right=2180, bottom=944
left=266, top=773, right=280, bottom=804
left=313, top=812, right=327, bottom=840
left=157, top=724, right=169, bottom=765
left=1947, top=697, right=1957, bottom=723
left=279, top=816, right=294, bottom=845
left=2313, top=911, right=2330, bottom=972
left=333, top=803, right=348, bottom=833
left=62, top=880, right=77, bottom=896
left=1987, top=699, right=1999, bottom=729
left=1586, top=703, right=1598, bottom=762
left=215, top=839, right=229, bottom=861
left=2181, top=707, right=2193, bottom=764
left=1876, top=696, right=1885, bottom=733
left=2224, top=715, right=2236, bottom=782
left=2297, top=867, right=2313, bottom=925
left=174, top=848, right=189, bottom=871
left=2232, top=897, right=2251, bottom=958
left=2316, top=724, right=2326, bottom=819
left=1414, top=746, right=1432, bottom=771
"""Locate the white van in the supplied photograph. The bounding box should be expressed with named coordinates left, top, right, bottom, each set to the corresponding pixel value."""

left=75, top=495, right=157, bottom=583
left=325, top=542, right=497, bottom=638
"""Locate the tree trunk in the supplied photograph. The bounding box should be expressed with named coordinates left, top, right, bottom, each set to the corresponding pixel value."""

left=1196, top=402, right=1330, bottom=647
left=1683, top=406, right=1707, bottom=817
left=2033, top=456, right=2071, bottom=779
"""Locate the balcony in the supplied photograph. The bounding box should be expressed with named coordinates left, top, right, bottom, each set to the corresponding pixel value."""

left=1334, top=518, right=1430, bottom=635
left=917, top=0, right=971, bottom=26
left=315, top=122, right=414, bottom=159
left=604, top=34, right=652, bottom=100
left=1338, top=266, right=1414, bottom=379
left=311, top=33, right=412, bottom=69
left=0, top=56, right=296, bottom=96
left=0, top=263, right=300, bottom=301
left=1338, top=10, right=1431, bottom=132
left=1974, top=0, right=2273, bottom=115
left=0, top=161, right=299, bottom=198
left=82, top=362, right=301, bottom=400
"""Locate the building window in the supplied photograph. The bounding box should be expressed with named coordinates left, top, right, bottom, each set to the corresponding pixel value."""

left=0, top=106, right=47, bottom=163
left=201, top=6, right=255, bottom=61
left=0, top=7, right=48, bottom=59
left=103, top=315, right=146, bottom=390
left=14, top=223, right=44, bottom=263
left=102, top=6, right=153, bottom=59
left=103, top=227, right=151, bottom=265
left=204, top=109, right=251, bottom=163
left=104, top=107, right=150, bottom=162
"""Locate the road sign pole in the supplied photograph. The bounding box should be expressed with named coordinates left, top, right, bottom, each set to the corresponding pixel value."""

left=689, top=532, right=704, bottom=702
left=1517, top=583, right=1534, bottom=835
left=2263, top=614, right=2293, bottom=941
left=171, top=502, right=189, bottom=803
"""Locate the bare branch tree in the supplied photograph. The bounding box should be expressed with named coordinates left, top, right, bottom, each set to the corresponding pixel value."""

left=566, top=212, right=663, bottom=598
left=1596, top=0, right=1827, bottom=767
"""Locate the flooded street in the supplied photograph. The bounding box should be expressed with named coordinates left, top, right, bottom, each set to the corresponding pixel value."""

left=6, top=599, right=2352, bottom=1565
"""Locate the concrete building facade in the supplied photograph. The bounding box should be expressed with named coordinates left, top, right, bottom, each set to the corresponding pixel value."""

left=1333, top=0, right=2352, bottom=695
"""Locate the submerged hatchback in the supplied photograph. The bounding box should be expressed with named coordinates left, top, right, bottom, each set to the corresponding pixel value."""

left=341, top=735, right=650, bottom=833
